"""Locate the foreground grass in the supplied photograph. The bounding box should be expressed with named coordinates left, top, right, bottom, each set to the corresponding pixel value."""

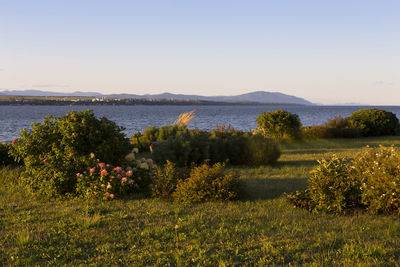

left=1, top=137, right=400, bottom=265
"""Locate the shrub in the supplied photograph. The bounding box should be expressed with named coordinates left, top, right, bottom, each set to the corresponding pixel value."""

left=76, top=152, right=154, bottom=200
left=287, top=146, right=400, bottom=215
left=301, top=126, right=362, bottom=139
left=9, top=110, right=132, bottom=197
left=131, top=124, right=188, bottom=152
left=244, top=135, right=281, bottom=165
left=348, top=109, right=399, bottom=136
left=173, top=163, right=241, bottom=203
left=152, top=161, right=180, bottom=198
left=306, top=155, right=361, bottom=212
left=256, top=110, right=302, bottom=139
left=352, top=146, right=400, bottom=214
left=152, top=132, right=281, bottom=167
left=301, top=116, right=362, bottom=139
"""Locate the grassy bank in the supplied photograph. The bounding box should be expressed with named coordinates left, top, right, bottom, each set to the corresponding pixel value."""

left=1, top=137, right=400, bottom=265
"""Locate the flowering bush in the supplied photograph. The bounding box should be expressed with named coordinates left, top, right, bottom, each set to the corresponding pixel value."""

left=76, top=152, right=154, bottom=200
left=352, top=146, right=400, bottom=214
left=9, top=110, right=132, bottom=197
left=256, top=110, right=302, bottom=139
left=287, top=146, right=400, bottom=215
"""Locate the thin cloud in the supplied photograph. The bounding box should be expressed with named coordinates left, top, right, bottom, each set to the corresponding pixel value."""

left=373, top=80, right=394, bottom=87
left=32, top=84, right=70, bottom=88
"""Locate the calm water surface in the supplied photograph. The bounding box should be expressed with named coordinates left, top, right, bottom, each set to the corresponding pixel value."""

left=1, top=104, right=400, bottom=141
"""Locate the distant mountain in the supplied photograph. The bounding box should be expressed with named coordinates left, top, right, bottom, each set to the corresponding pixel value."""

left=0, top=90, right=102, bottom=97
left=0, top=89, right=313, bottom=105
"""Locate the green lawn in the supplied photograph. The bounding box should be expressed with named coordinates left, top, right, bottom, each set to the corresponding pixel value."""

left=1, top=137, right=400, bottom=265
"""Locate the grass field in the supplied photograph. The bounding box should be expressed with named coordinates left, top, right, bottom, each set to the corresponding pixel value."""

left=1, top=137, right=400, bottom=265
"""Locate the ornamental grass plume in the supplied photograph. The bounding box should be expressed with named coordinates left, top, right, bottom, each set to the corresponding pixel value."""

left=174, top=110, right=196, bottom=126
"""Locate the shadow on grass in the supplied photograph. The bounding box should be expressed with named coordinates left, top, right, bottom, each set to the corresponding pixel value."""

left=274, top=160, right=317, bottom=168
left=242, top=177, right=308, bottom=201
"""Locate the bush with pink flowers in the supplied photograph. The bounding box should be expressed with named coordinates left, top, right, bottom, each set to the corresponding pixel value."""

left=9, top=110, right=132, bottom=197
left=76, top=153, right=155, bottom=200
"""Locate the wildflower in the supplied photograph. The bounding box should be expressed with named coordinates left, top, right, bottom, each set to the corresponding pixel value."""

left=90, top=168, right=96, bottom=174
left=90, top=153, right=95, bottom=158
left=12, top=138, right=18, bottom=144
left=43, top=158, right=47, bottom=163
left=93, top=191, right=97, bottom=196
left=100, top=169, right=108, bottom=176
left=106, top=183, right=112, bottom=189
left=126, top=170, right=133, bottom=177
left=121, top=177, right=128, bottom=182
left=104, top=192, right=109, bottom=197
left=109, top=193, right=114, bottom=199
left=72, top=132, right=77, bottom=136
left=94, top=185, right=97, bottom=189
left=128, top=179, right=134, bottom=185
left=101, top=184, right=105, bottom=187
left=98, top=162, right=106, bottom=168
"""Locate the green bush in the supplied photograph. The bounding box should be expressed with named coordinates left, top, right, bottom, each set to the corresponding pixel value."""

left=244, top=135, right=281, bottom=165
left=287, top=146, right=400, bottom=215
left=152, top=132, right=280, bottom=167
left=9, top=110, right=132, bottom=197
left=173, top=163, right=241, bottom=203
left=152, top=160, right=180, bottom=198
left=348, top=109, right=399, bottom=136
left=301, top=126, right=362, bottom=139
left=256, top=110, right=302, bottom=139
left=352, top=146, right=400, bottom=214
left=306, top=155, right=361, bottom=212
left=131, top=124, right=188, bottom=152
left=301, top=116, right=362, bottom=139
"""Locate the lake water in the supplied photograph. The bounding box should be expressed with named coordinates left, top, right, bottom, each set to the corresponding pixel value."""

left=1, top=104, right=400, bottom=141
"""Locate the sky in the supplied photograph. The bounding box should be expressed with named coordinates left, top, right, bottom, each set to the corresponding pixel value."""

left=0, top=0, right=399, bottom=105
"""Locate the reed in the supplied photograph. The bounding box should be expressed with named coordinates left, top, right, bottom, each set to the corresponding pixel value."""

left=174, top=110, right=196, bottom=126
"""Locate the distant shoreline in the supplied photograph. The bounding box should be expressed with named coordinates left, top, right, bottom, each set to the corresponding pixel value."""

left=0, top=96, right=309, bottom=106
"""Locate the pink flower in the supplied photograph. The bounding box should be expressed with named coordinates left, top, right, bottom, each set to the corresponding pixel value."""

left=104, top=192, right=109, bottom=197
left=101, top=184, right=105, bottom=187
left=12, top=138, right=18, bottom=144
left=121, top=177, right=127, bottom=182
left=100, top=169, right=108, bottom=177
left=113, top=166, right=122, bottom=173
left=128, top=179, right=134, bottom=185
left=42, top=158, right=47, bottom=163
left=93, top=191, right=97, bottom=195
left=72, top=132, right=77, bottom=136
left=98, top=162, right=106, bottom=168
left=109, top=193, right=114, bottom=199
left=126, top=170, right=133, bottom=177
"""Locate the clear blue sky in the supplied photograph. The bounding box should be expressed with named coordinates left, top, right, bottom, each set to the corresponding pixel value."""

left=0, top=0, right=399, bottom=104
